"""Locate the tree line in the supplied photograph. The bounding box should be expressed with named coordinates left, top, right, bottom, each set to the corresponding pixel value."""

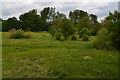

left=1, top=7, right=120, bottom=50
left=2, top=7, right=99, bottom=32
left=2, top=7, right=66, bottom=32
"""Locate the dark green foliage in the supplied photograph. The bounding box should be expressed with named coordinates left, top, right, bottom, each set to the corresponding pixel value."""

left=93, top=11, right=120, bottom=50
left=2, top=17, right=20, bottom=31
left=56, top=11, right=66, bottom=18
left=60, top=18, right=75, bottom=40
left=49, top=18, right=62, bottom=37
left=90, top=22, right=102, bottom=35
left=71, top=35, right=77, bottom=40
left=77, top=16, right=91, bottom=32
left=2, top=8, right=67, bottom=32
left=40, top=7, right=53, bottom=30
left=106, top=11, right=120, bottom=50
left=40, top=7, right=50, bottom=21
left=49, top=18, right=75, bottom=40
left=49, top=26, right=57, bottom=37
left=2, top=20, right=8, bottom=31
left=89, top=14, right=97, bottom=23
left=19, top=9, right=44, bottom=31
left=69, top=10, right=88, bottom=25
left=82, top=35, right=89, bottom=41
left=55, top=32, right=62, bottom=40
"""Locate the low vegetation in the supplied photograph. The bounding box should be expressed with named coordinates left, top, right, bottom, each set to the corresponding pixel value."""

left=8, top=29, right=31, bottom=39
left=93, top=11, right=120, bottom=50
left=93, top=28, right=112, bottom=50
left=2, top=32, right=118, bottom=78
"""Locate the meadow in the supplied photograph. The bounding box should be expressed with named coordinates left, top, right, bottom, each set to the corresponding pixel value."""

left=2, top=32, right=119, bottom=78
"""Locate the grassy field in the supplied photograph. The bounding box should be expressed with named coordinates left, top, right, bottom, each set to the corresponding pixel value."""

left=2, top=32, right=118, bottom=78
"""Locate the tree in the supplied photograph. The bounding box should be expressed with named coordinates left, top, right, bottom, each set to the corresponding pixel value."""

left=40, top=7, right=57, bottom=30
left=47, top=7, right=56, bottom=22
left=94, top=11, right=120, bottom=50
left=2, top=20, right=8, bottom=31
left=40, top=7, right=50, bottom=22
left=90, top=22, right=102, bottom=35
left=49, top=18, right=75, bottom=40
left=7, top=17, right=20, bottom=29
left=69, top=10, right=88, bottom=25
left=77, top=16, right=91, bottom=35
left=105, top=11, right=120, bottom=50
left=2, top=17, right=20, bottom=31
left=89, top=14, right=98, bottom=23
left=19, top=9, right=43, bottom=31
left=60, top=18, right=75, bottom=40
left=49, top=18, right=63, bottom=37
left=55, top=11, right=66, bottom=19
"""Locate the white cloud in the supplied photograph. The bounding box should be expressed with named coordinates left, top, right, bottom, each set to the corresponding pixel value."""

left=1, top=1, right=118, bottom=22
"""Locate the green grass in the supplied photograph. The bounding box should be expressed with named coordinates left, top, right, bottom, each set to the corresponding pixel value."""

left=2, top=32, right=118, bottom=78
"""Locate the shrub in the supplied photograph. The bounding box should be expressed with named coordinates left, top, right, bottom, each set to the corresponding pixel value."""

left=71, top=35, right=77, bottom=40
left=93, top=28, right=112, bottom=50
left=8, top=29, right=31, bottom=39
left=82, top=35, right=89, bottom=41
left=8, top=28, right=16, bottom=38
left=14, top=29, right=25, bottom=39
left=55, top=32, right=62, bottom=40
left=79, top=28, right=90, bottom=38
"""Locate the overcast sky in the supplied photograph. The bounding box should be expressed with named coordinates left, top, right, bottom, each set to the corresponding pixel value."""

left=1, top=0, right=119, bottom=22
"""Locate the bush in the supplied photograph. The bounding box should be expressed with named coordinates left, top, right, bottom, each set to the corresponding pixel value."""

left=8, top=29, right=31, bottom=39
left=82, top=35, right=89, bottom=41
left=71, top=35, right=77, bottom=40
left=14, top=29, right=25, bottom=39
left=79, top=28, right=90, bottom=38
left=93, top=28, right=112, bottom=50
left=8, top=28, right=16, bottom=38
left=55, top=32, right=62, bottom=40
